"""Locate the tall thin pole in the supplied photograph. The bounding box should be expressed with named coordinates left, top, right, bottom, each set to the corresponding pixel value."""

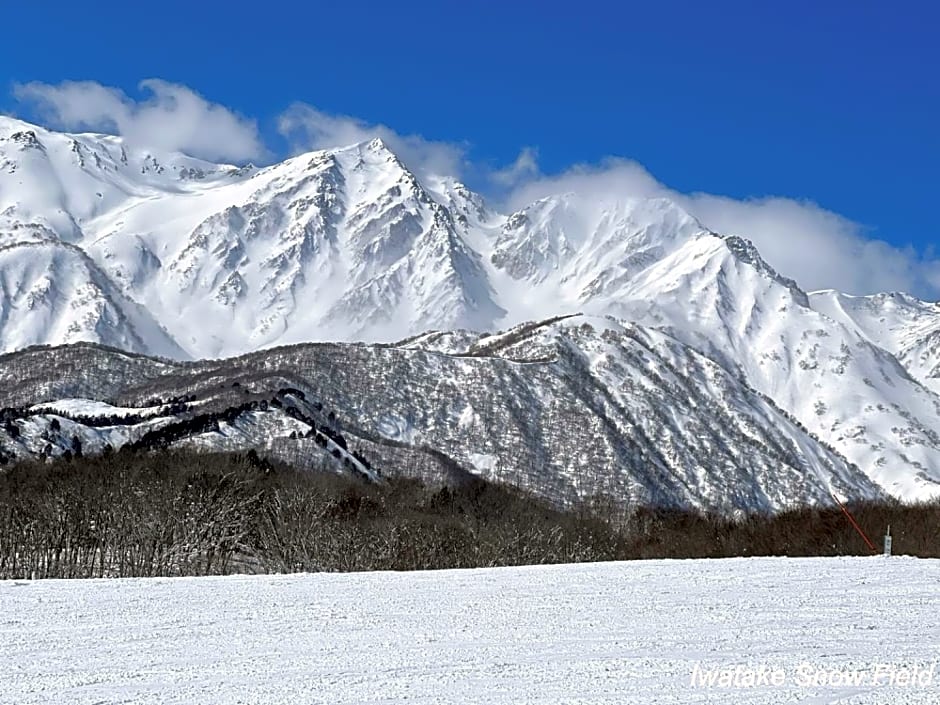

left=830, top=492, right=877, bottom=553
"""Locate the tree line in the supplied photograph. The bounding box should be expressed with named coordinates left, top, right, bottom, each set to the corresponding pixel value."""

left=0, top=449, right=937, bottom=580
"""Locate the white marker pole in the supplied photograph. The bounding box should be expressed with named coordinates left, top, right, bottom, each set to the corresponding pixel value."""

left=883, top=524, right=892, bottom=557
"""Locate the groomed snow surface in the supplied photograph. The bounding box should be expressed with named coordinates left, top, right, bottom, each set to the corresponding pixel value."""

left=3, top=557, right=938, bottom=704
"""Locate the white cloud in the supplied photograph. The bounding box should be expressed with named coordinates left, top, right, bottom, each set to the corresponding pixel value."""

left=491, top=147, right=540, bottom=187
left=505, top=158, right=666, bottom=208
left=505, top=158, right=940, bottom=298
left=13, top=79, right=265, bottom=163
left=684, top=194, right=936, bottom=296
left=278, top=103, right=468, bottom=178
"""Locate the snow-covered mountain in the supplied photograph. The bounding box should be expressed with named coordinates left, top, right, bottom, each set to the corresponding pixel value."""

left=810, top=290, right=940, bottom=395
left=0, top=327, right=887, bottom=513
left=3, top=115, right=940, bottom=508
left=0, top=241, right=185, bottom=357
left=1, top=116, right=504, bottom=356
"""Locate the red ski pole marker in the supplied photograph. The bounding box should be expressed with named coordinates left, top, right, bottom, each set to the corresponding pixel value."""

left=830, top=492, right=877, bottom=554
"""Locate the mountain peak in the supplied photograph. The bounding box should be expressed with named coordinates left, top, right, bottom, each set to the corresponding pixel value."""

left=334, top=135, right=398, bottom=161
left=0, top=114, right=41, bottom=136
left=321, top=135, right=414, bottom=179
left=366, top=136, right=390, bottom=152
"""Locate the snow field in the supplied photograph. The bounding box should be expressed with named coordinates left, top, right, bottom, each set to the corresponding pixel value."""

left=2, top=556, right=938, bottom=704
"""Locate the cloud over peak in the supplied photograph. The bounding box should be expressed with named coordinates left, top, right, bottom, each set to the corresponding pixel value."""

left=13, top=79, right=266, bottom=164
left=278, top=102, right=468, bottom=179
left=504, top=157, right=940, bottom=298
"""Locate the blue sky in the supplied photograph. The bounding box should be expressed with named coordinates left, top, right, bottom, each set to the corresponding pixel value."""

left=1, top=0, right=938, bottom=295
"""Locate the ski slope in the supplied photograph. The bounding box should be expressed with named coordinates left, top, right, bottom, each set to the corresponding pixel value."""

left=2, top=557, right=937, bottom=704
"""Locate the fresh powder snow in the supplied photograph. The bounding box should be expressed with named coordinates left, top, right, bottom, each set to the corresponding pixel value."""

left=2, top=557, right=937, bottom=704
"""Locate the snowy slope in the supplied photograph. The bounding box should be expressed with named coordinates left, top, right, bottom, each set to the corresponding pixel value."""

left=568, top=235, right=940, bottom=501
left=3, top=558, right=938, bottom=704
left=1, top=117, right=503, bottom=357
left=0, top=241, right=184, bottom=356
left=3, top=381, right=380, bottom=483
left=489, top=194, right=710, bottom=324
left=811, top=290, right=940, bottom=394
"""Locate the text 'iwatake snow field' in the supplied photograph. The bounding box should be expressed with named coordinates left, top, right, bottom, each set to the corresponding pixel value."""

left=2, top=557, right=938, bottom=704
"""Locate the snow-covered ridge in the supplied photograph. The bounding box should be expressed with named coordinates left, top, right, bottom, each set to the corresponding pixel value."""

left=1, top=318, right=937, bottom=511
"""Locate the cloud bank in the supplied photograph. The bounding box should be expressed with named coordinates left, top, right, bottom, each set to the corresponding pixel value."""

left=13, top=79, right=266, bottom=163
left=505, top=158, right=939, bottom=298
left=8, top=79, right=937, bottom=298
